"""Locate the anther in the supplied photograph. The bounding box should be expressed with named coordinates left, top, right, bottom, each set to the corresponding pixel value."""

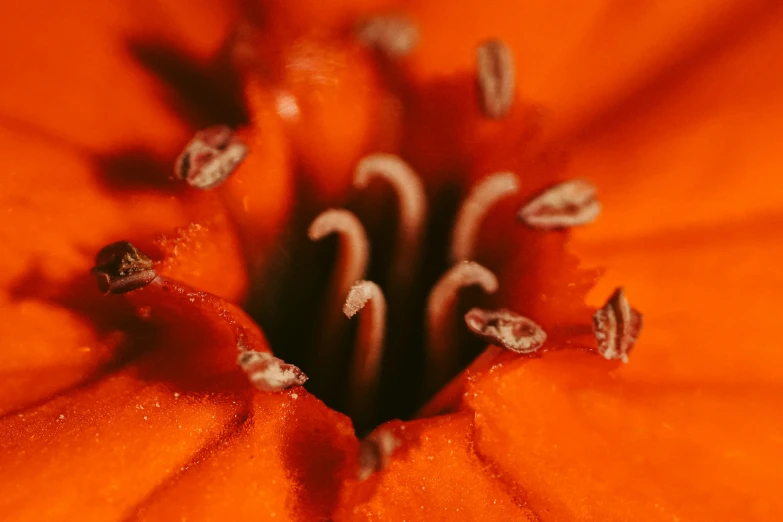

left=354, top=154, right=427, bottom=282
left=464, top=308, right=546, bottom=353
left=237, top=350, right=308, bottom=392
left=518, top=179, right=601, bottom=229
left=450, top=172, right=520, bottom=262
left=418, top=308, right=544, bottom=418
left=355, top=15, right=419, bottom=58
left=426, top=261, right=499, bottom=387
left=92, top=241, right=157, bottom=295
left=593, top=288, right=642, bottom=363
left=476, top=39, right=515, bottom=119
left=357, top=426, right=401, bottom=481
left=343, top=281, right=387, bottom=423
left=175, top=125, right=248, bottom=189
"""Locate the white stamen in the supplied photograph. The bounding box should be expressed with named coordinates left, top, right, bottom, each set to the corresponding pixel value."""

left=426, top=261, right=499, bottom=388
left=451, top=172, right=519, bottom=262
left=355, top=153, right=427, bottom=283
left=309, top=209, right=371, bottom=306
left=344, top=281, right=387, bottom=422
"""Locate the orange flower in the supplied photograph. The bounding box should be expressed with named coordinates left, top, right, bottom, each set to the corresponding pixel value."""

left=1, top=1, right=782, bottom=521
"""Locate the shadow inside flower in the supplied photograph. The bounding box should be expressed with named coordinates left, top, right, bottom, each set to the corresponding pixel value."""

left=94, top=147, right=183, bottom=194
left=126, top=38, right=248, bottom=130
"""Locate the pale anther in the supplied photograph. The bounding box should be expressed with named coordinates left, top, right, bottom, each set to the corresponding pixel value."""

left=593, top=287, right=642, bottom=363
left=476, top=39, right=515, bottom=119
left=175, top=125, right=247, bottom=189
left=518, top=179, right=600, bottom=229
left=237, top=350, right=308, bottom=392
left=356, top=15, right=419, bottom=58
left=357, top=427, right=401, bottom=481
left=464, top=308, right=546, bottom=354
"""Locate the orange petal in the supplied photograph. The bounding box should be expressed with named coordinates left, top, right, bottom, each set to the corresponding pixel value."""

left=132, top=391, right=357, bottom=521
left=399, top=0, right=773, bottom=176
left=0, top=368, right=247, bottom=521
left=122, top=277, right=270, bottom=391
left=247, top=0, right=397, bottom=35
left=0, top=296, right=129, bottom=416
left=154, top=208, right=248, bottom=302
left=567, top=3, right=783, bottom=242
left=216, top=102, right=294, bottom=284
left=0, top=0, right=238, bottom=154
left=577, top=215, right=783, bottom=385
left=335, top=414, right=535, bottom=520
left=467, top=350, right=783, bottom=521
left=0, top=126, right=194, bottom=413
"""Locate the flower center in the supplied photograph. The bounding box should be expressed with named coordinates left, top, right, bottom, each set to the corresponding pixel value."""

left=253, top=154, right=530, bottom=432
left=94, top=26, right=643, bottom=437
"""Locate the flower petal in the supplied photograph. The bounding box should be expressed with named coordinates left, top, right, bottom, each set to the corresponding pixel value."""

left=0, top=122, right=249, bottom=412
left=0, top=127, right=192, bottom=414
left=467, top=350, right=783, bottom=521
left=0, top=269, right=294, bottom=519
left=568, top=4, right=783, bottom=242
left=215, top=99, right=295, bottom=283
left=0, top=368, right=247, bottom=521
left=0, top=0, right=237, bottom=154
left=400, top=0, right=768, bottom=176
left=131, top=392, right=357, bottom=521
left=335, top=414, right=535, bottom=520
left=577, top=215, right=783, bottom=385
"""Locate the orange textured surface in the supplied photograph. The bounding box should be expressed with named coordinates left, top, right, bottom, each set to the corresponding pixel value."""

left=122, top=277, right=271, bottom=391
left=0, top=125, right=194, bottom=415
left=336, top=414, right=535, bottom=521
left=468, top=350, right=783, bottom=521
left=1, top=0, right=782, bottom=520
left=0, top=0, right=237, bottom=154
left=154, top=208, right=248, bottom=303
left=0, top=368, right=246, bottom=521
left=133, top=391, right=357, bottom=521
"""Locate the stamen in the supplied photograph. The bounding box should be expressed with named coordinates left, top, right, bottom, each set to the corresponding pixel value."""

left=237, top=350, right=308, bottom=392
left=450, top=172, right=520, bottom=262
left=175, top=125, right=248, bottom=189
left=357, top=426, right=401, bottom=481
left=593, top=287, right=643, bottom=363
left=476, top=39, right=515, bottom=119
left=356, top=15, right=419, bottom=58
left=309, top=209, right=371, bottom=305
left=518, top=179, right=601, bottom=229
left=354, top=154, right=427, bottom=282
left=426, top=261, right=499, bottom=387
left=92, top=241, right=156, bottom=295
left=464, top=308, right=546, bottom=353
left=308, top=209, right=371, bottom=385
left=343, top=281, right=387, bottom=422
